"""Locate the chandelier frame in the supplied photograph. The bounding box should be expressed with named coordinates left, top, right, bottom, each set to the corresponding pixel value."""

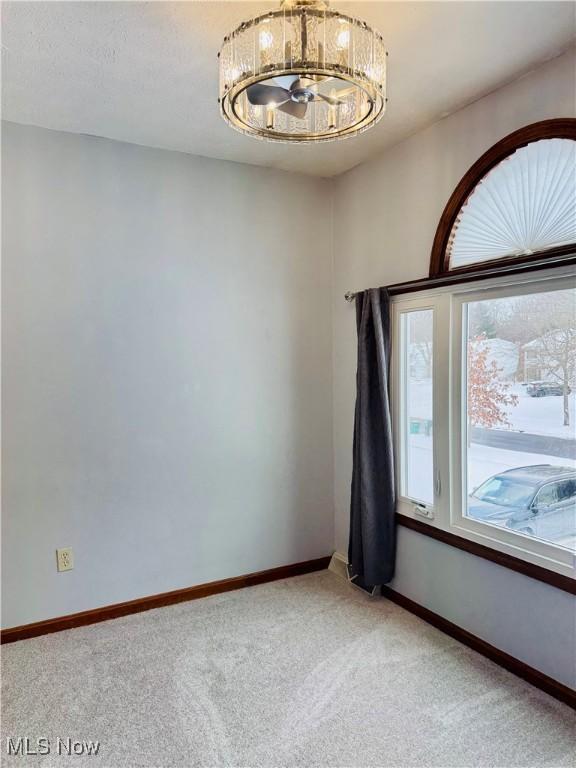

left=218, top=5, right=387, bottom=143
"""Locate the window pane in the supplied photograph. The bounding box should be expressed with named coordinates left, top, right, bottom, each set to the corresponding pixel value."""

left=401, top=310, right=433, bottom=504
left=449, top=139, right=576, bottom=269
left=464, top=288, right=576, bottom=551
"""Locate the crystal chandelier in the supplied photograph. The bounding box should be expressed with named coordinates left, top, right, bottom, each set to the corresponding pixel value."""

left=218, top=0, right=387, bottom=142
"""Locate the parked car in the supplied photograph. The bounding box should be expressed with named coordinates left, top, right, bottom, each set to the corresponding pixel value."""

left=526, top=381, right=571, bottom=397
left=467, top=466, right=576, bottom=537
left=507, top=498, right=576, bottom=546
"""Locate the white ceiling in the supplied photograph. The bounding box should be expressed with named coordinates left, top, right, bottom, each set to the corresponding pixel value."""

left=2, top=1, right=575, bottom=177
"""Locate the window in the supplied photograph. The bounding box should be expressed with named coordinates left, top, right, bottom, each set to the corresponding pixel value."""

left=534, top=483, right=560, bottom=508
left=430, top=120, right=576, bottom=277
left=399, top=309, right=434, bottom=505
left=462, top=287, right=575, bottom=553
left=448, top=139, right=576, bottom=270
left=389, top=119, right=575, bottom=583
left=393, top=270, right=576, bottom=579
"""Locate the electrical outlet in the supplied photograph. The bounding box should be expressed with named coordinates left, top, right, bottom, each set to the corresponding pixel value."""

left=56, top=547, right=74, bottom=572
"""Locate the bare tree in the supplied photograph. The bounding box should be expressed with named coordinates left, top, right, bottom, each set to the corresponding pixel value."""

left=527, top=328, right=575, bottom=426
left=517, top=291, right=575, bottom=427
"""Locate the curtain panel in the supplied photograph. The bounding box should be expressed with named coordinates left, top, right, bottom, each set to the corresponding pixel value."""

left=348, top=288, right=396, bottom=591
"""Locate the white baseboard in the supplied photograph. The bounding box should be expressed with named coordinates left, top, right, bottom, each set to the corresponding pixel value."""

left=328, top=551, right=348, bottom=581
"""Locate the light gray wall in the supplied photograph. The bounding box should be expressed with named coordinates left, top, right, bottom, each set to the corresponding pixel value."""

left=332, top=48, right=576, bottom=688
left=2, top=122, right=334, bottom=628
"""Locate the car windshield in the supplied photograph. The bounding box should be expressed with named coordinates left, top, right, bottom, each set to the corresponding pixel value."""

left=472, top=477, right=535, bottom=508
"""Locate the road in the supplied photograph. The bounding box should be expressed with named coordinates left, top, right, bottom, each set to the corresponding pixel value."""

left=470, top=427, right=576, bottom=460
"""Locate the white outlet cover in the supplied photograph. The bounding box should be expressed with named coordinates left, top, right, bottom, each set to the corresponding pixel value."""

left=56, top=547, right=74, bottom=572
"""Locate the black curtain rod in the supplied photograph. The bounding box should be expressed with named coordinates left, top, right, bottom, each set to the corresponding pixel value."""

left=344, top=253, right=576, bottom=302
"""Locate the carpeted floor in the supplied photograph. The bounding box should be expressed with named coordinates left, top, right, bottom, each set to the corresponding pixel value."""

left=2, top=570, right=575, bottom=768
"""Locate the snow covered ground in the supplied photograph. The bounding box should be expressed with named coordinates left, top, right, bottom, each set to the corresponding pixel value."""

left=408, top=380, right=432, bottom=421
left=405, top=436, right=576, bottom=505
left=502, top=384, right=576, bottom=439
left=409, top=380, right=576, bottom=440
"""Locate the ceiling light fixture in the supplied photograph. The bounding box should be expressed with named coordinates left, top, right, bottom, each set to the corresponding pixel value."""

left=218, top=0, right=387, bottom=143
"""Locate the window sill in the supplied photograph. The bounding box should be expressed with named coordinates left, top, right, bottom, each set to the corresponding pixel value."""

left=396, top=513, right=576, bottom=595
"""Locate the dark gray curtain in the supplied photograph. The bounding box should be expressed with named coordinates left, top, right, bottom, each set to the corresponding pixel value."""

left=348, top=288, right=396, bottom=592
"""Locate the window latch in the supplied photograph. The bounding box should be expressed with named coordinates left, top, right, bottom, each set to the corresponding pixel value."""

left=413, top=503, right=434, bottom=520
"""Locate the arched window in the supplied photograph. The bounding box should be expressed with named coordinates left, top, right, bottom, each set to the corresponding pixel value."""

left=430, top=119, right=576, bottom=277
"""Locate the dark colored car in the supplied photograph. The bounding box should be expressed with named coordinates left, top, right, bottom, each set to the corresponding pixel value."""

left=467, top=466, right=576, bottom=539
left=507, top=498, right=575, bottom=546
left=526, top=381, right=571, bottom=397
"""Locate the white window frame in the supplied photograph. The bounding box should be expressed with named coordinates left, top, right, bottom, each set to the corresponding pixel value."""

left=392, top=265, right=576, bottom=579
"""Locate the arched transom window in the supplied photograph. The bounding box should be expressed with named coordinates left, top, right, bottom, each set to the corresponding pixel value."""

left=430, top=119, right=576, bottom=277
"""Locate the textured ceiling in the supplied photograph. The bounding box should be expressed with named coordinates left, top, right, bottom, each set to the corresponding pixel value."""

left=2, top=1, right=575, bottom=177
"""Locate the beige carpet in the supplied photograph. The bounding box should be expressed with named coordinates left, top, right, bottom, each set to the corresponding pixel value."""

left=2, top=570, right=575, bottom=768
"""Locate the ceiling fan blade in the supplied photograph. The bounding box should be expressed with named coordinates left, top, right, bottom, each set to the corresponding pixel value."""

left=313, top=79, right=357, bottom=99
left=273, top=75, right=299, bottom=90
left=277, top=100, right=308, bottom=119
left=333, top=86, right=356, bottom=99
left=315, top=93, right=344, bottom=106
left=290, top=77, right=324, bottom=91
left=246, top=84, right=290, bottom=106
left=302, top=76, right=334, bottom=90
